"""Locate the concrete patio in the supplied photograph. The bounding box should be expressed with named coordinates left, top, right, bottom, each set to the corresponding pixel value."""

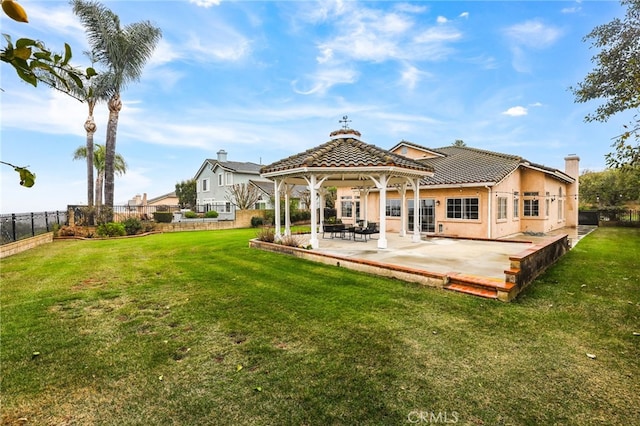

left=251, top=226, right=595, bottom=301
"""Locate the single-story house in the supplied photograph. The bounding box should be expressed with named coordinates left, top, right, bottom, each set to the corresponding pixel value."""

left=260, top=128, right=579, bottom=248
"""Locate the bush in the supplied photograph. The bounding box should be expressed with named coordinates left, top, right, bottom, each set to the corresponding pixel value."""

left=121, top=217, right=143, bottom=235
left=205, top=210, right=219, bottom=218
left=96, top=222, right=126, bottom=237
left=251, top=216, right=264, bottom=227
left=153, top=212, right=173, bottom=223
left=184, top=210, right=198, bottom=219
left=280, top=234, right=304, bottom=247
left=255, top=227, right=275, bottom=243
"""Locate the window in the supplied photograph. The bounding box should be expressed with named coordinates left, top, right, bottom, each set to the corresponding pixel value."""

left=386, top=199, right=401, bottom=217
left=513, top=191, right=519, bottom=219
left=523, top=192, right=539, bottom=217
left=201, top=178, right=210, bottom=192
left=446, top=197, right=479, bottom=220
left=218, top=173, right=223, bottom=186
left=225, top=172, right=233, bottom=185
left=341, top=196, right=353, bottom=217
left=545, top=192, right=550, bottom=217
left=558, top=187, right=564, bottom=220
left=497, top=197, right=507, bottom=220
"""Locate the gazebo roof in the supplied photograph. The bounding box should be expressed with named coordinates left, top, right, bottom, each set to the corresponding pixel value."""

left=260, top=129, right=434, bottom=186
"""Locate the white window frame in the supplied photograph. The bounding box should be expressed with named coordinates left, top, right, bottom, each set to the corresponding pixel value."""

left=523, top=192, right=539, bottom=217
left=201, top=178, right=210, bottom=192
left=497, top=197, right=508, bottom=221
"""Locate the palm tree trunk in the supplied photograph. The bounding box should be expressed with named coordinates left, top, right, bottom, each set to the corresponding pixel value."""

left=104, top=93, right=122, bottom=221
left=84, top=106, right=96, bottom=212
left=96, top=172, right=104, bottom=207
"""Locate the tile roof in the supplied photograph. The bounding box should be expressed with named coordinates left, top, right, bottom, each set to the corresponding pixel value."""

left=418, top=146, right=523, bottom=185
left=260, top=136, right=434, bottom=175
left=416, top=146, right=574, bottom=185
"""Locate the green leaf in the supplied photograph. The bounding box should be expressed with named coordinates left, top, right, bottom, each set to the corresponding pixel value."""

left=15, top=38, right=37, bottom=49
left=33, top=52, right=51, bottom=61
left=15, top=66, right=37, bottom=87
left=15, top=167, right=36, bottom=188
left=14, top=47, right=32, bottom=61
left=86, top=67, right=98, bottom=78
left=62, top=43, right=72, bottom=66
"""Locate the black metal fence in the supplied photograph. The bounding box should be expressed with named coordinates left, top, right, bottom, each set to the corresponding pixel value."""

left=69, top=203, right=237, bottom=225
left=579, top=209, right=639, bottom=225
left=0, top=211, right=68, bottom=245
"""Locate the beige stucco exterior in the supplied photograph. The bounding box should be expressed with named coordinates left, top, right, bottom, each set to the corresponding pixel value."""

left=336, top=149, right=579, bottom=240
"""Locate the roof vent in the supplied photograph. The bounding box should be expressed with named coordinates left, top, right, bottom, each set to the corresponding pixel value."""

left=217, top=149, right=228, bottom=162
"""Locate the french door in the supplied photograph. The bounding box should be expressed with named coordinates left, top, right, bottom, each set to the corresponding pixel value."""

left=408, top=199, right=436, bottom=233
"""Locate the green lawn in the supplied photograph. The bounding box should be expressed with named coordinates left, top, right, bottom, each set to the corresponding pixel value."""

left=1, top=227, right=638, bottom=425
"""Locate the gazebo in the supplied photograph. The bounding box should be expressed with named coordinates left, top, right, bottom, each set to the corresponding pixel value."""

left=260, top=127, right=435, bottom=249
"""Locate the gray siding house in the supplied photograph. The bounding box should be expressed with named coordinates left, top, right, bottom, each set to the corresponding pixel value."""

left=193, top=150, right=272, bottom=214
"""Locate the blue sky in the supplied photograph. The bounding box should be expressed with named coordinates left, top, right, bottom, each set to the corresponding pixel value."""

left=0, top=0, right=632, bottom=214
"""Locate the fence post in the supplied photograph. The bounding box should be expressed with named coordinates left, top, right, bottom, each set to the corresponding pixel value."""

left=11, top=214, right=16, bottom=242
left=45, top=211, right=50, bottom=232
left=31, top=212, right=35, bottom=237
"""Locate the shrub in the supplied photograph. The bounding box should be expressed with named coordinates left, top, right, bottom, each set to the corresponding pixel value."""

left=153, top=212, right=173, bottom=223
left=121, top=217, right=143, bottom=235
left=251, top=216, right=264, bottom=227
left=142, top=222, right=156, bottom=233
left=184, top=210, right=198, bottom=219
left=255, top=227, right=275, bottom=243
left=205, top=210, right=219, bottom=218
left=280, top=234, right=304, bottom=247
left=96, top=222, right=126, bottom=237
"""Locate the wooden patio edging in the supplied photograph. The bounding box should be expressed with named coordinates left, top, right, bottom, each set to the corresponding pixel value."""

left=250, top=233, right=571, bottom=302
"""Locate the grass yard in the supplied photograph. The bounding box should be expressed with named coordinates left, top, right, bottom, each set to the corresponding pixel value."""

left=1, top=227, right=639, bottom=425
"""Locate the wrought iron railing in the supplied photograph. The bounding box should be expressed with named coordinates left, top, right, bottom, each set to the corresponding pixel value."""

left=0, top=211, right=67, bottom=245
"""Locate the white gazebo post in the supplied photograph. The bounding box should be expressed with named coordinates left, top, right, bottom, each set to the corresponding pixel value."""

left=399, top=183, right=407, bottom=237
left=377, top=174, right=388, bottom=249
left=412, top=177, right=421, bottom=243
left=318, top=187, right=326, bottom=230
left=284, top=184, right=291, bottom=237
left=274, top=178, right=282, bottom=240
left=308, top=174, right=319, bottom=249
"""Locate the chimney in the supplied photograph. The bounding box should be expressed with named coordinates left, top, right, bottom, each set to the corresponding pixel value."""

left=142, top=193, right=147, bottom=205
left=564, top=154, right=580, bottom=228
left=217, top=149, right=228, bottom=162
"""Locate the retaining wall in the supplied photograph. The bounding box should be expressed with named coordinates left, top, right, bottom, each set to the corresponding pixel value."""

left=504, top=234, right=570, bottom=299
left=0, top=232, right=53, bottom=259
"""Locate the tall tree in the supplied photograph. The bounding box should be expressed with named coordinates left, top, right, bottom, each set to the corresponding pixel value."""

left=226, top=183, right=262, bottom=210
left=73, top=144, right=127, bottom=206
left=72, top=0, right=161, bottom=218
left=175, top=179, right=197, bottom=209
left=571, top=0, right=640, bottom=169
left=453, top=139, right=466, bottom=147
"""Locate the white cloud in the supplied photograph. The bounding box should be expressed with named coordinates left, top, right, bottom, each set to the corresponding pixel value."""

left=529, top=102, right=543, bottom=107
left=394, top=3, right=429, bottom=14
left=189, top=0, right=222, bottom=8
left=437, top=16, right=448, bottom=24
left=502, top=106, right=528, bottom=117
left=399, top=63, right=431, bottom=90
left=459, top=12, right=470, bottom=19
left=291, top=68, right=359, bottom=96
left=186, top=31, right=251, bottom=62
left=504, top=20, right=562, bottom=49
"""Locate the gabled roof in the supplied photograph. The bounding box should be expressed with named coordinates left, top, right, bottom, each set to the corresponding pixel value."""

left=389, top=140, right=445, bottom=158
left=194, top=159, right=263, bottom=179
left=260, top=135, right=434, bottom=175
left=416, top=146, right=574, bottom=186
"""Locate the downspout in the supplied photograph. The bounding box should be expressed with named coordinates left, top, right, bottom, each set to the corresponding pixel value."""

left=485, top=186, right=492, bottom=239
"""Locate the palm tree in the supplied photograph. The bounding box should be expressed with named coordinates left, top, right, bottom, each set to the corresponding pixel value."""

left=72, top=0, right=161, bottom=218
left=73, top=144, right=127, bottom=206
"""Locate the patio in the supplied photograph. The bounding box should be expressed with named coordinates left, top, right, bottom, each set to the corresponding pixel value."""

left=251, top=226, right=594, bottom=301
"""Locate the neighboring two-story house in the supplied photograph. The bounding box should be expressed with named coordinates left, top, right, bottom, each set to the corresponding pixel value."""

left=193, top=150, right=273, bottom=216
